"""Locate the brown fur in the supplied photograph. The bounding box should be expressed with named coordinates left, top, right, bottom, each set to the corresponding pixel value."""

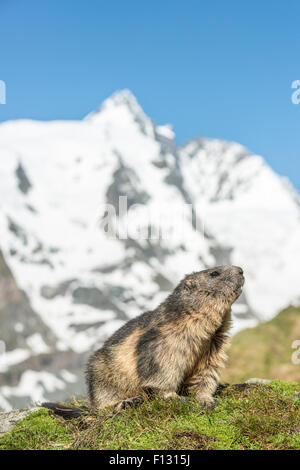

left=86, top=265, right=244, bottom=411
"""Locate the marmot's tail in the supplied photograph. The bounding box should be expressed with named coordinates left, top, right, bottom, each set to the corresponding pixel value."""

left=42, top=402, right=89, bottom=420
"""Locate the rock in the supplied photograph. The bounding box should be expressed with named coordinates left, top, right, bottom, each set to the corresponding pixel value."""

left=245, top=378, right=272, bottom=385
left=0, top=408, right=38, bottom=435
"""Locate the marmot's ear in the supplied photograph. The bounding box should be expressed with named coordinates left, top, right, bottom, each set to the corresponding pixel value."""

left=184, top=279, right=196, bottom=290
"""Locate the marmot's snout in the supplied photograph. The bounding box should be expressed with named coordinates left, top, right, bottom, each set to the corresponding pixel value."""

left=235, top=266, right=244, bottom=276
left=232, top=266, right=244, bottom=284
left=229, top=266, right=245, bottom=297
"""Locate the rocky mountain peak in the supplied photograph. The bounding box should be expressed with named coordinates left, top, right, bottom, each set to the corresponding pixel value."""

left=85, top=89, right=154, bottom=137
left=0, top=90, right=300, bottom=410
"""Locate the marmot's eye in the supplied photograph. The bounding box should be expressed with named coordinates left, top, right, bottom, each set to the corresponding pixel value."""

left=210, top=271, right=220, bottom=277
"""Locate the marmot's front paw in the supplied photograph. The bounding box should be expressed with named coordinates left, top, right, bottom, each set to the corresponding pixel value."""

left=162, top=392, right=190, bottom=403
left=115, top=396, right=144, bottom=411
left=175, top=396, right=191, bottom=403
left=196, top=395, right=219, bottom=409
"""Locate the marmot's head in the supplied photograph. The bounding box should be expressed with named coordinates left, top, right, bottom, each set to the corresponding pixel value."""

left=173, top=266, right=245, bottom=312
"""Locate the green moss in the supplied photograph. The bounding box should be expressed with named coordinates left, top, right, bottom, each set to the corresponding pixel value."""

left=0, top=409, right=73, bottom=450
left=0, top=380, right=299, bottom=450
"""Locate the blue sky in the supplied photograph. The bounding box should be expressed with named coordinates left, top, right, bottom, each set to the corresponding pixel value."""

left=1, top=0, right=300, bottom=190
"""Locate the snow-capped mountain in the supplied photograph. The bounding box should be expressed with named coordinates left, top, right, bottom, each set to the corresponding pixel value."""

left=0, top=89, right=299, bottom=410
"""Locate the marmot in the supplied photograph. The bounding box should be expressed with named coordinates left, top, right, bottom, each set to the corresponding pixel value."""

left=86, top=265, right=244, bottom=411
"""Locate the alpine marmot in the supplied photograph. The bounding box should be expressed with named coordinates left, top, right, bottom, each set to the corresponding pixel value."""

left=86, top=265, right=244, bottom=411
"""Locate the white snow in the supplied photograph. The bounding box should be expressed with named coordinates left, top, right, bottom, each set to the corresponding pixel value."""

left=60, top=370, right=77, bottom=383
left=156, top=124, right=175, bottom=139
left=1, top=371, right=66, bottom=404
left=0, top=349, right=30, bottom=373
left=0, top=394, right=12, bottom=412
left=26, top=334, right=50, bottom=355
left=179, top=137, right=300, bottom=321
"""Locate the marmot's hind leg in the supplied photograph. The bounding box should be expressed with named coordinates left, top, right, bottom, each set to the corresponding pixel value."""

left=90, top=384, right=122, bottom=411
left=92, top=389, right=144, bottom=412
left=88, top=373, right=144, bottom=412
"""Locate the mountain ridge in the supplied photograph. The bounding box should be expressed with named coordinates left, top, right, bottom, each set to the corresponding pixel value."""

left=0, top=89, right=299, bottom=409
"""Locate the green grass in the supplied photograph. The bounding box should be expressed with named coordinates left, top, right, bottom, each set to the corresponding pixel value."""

left=224, top=306, right=300, bottom=383
left=0, top=380, right=299, bottom=450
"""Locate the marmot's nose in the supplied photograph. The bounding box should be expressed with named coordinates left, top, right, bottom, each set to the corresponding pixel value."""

left=233, top=266, right=243, bottom=275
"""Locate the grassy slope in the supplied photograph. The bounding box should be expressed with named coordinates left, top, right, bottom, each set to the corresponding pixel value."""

left=0, top=381, right=299, bottom=450
left=223, top=306, right=300, bottom=383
